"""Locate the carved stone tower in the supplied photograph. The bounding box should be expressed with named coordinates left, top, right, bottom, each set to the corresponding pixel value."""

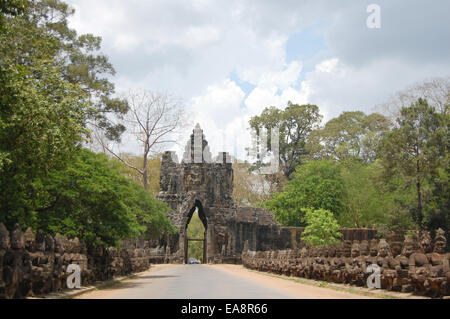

left=157, top=124, right=236, bottom=263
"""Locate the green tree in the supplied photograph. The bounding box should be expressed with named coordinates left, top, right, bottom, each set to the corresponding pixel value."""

left=0, top=0, right=26, bottom=26
left=264, top=161, right=344, bottom=227
left=0, top=0, right=128, bottom=141
left=301, top=208, right=342, bottom=247
left=379, top=99, right=448, bottom=229
left=0, top=0, right=130, bottom=226
left=249, top=102, right=322, bottom=179
left=337, top=160, right=416, bottom=230
left=26, top=149, right=175, bottom=247
left=307, top=111, right=391, bottom=163
left=0, top=61, right=90, bottom=223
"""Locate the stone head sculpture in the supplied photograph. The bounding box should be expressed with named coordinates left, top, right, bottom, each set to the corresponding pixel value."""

left=401, top=235, right=416, bottom=257
left=11, top=224, right=24, bottom=250
left=369, top=239, right=378, bottom=257
left=0, top=223, right=10, bottom=250
left=322, top=246, right=329, bottom=258
left=351, top=241, right=361, bottom=258
left=343, top=240, right=352, bottom=258
left=419, top=231, right=432, bottom=254
left=45, top=235, right=55, bottom=253
left=335, top=242, right=344, bottom=258
left=390, top=242, right=402, bottom=258
left=328, top=245, right=336, bottom=258
left=54, top=234, right=65, bottom=254
left=433, top=228, right=447, bottom=254
left=360, top=240, right=369, bottom=256
left=35, top=229, right=46, bottom=252
left=24, top=227, right=35, bottom=251
left=300, top=247, right=309, bottom=259
left=377, top=239, right=391, bottom=258
left=308, top=246, right=316, bottom=257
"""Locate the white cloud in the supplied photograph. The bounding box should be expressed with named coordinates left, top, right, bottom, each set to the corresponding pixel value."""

left=315, top=58, right=339, bottom=74
left=65, top=0, right=450, bottom=160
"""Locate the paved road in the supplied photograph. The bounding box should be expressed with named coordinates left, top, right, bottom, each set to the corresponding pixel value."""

left=77, top=264, right=370, bottom=299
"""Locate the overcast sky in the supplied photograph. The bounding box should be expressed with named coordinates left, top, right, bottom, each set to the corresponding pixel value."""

left=67, top=0, right=450, bottom=160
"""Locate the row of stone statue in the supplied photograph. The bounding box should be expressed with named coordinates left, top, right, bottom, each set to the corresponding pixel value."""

left=242, top=229, right=449, bottom=298
left=0, top=223, right=152, bottom=299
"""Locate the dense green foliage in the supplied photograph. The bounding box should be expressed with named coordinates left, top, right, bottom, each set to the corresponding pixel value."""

left=257, top=98, right=448, bottom=234
left=249, top=102, right=322, bottom=179
left=0, top=0, right=128, bottom=140
left=301, top=209, right=342, bottom=247
left=379, top=99, right=449, bottom=230
left=35, top=149, right=175, bottom=246
left=0, top=0, right=176, bottom=247
left=307, top=111, right=391, bottom=162
left=264, top=161, right=344, bottom=227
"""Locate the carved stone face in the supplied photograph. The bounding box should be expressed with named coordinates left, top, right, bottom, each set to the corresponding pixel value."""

left=335, top=243, right=344, bottom=258
left=401, top=235, right=415, bottom=257
left=377, top=239, right=391, bottom=257
left=369, top=239, right=378, bottom=257
left=342, top=241, right=352, bottom=258
left=434, top=239, right=446, bottom=254
left=54, top=234, right=65, bottom=254
left=24, top=227, right=35, bottom=251
left=45, top=236, right=55, bottom=253
left=35, top=230, right=46, bottom=252
left=0, top=223, right=10, bottom=250
left=328, top=246, right=336, bottom=258
left=310, top=246, right=318, bottom=257
left=11, top=224, right=24, bottom=249
left=419, top=231, right=432, bottom=253
left=322, top=247, right=329, bottom=258
left=300, top=247, right=309, bottom=258
left=390, top=242, right=402, bottom=257
left=351, top=242, right=360, bottom=258
left=434, top=228, right=446, bottom=254
left=71, top=238, right=80, bottom=254
left=360, top=240, right=369, bottom=256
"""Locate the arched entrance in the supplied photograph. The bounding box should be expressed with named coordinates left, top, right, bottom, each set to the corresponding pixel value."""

left=184, top=200, right=207, bottom=264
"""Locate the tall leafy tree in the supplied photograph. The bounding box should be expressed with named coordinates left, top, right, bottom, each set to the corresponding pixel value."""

left=249, top=102, right=322, bottom=179
left=379, top=99, right=448, bottom=229
left=0, top=0, right=129, bottom=224
left=264, top=161, right=345, bottom=227
left=0, top=0, right=26, bottom=25
left=0, top=61, right=90, bottom=222
left=0, top=0, right=128, bottom=140
left=307, top=111, right=391, bottom=163
left=17, top=149, right=175, bottom=247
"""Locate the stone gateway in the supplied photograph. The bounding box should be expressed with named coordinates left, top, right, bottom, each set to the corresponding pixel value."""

left=156, top=125, right=377, bottom=264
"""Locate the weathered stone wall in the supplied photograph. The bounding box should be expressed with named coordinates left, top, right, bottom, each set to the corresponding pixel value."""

left=242, top=229, right=449, bottom=298
left=0, top=223, right=154, bottom=299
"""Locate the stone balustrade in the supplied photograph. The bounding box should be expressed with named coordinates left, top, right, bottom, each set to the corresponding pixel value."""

left=242, top=229, right=449, bottom=298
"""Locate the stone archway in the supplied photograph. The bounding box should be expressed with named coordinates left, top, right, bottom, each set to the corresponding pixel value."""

left=183, top=200, right=207, bottom=264
left=157, top=124, right=280, bottom=264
